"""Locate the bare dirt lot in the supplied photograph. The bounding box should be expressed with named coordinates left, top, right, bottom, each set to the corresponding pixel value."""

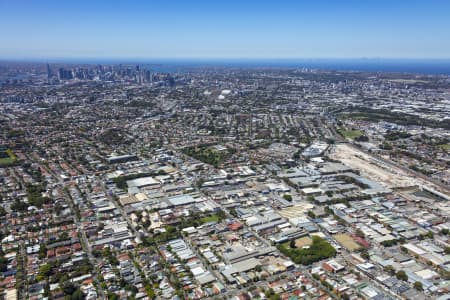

left=329, top=144, right=415, bottom=188
left=295, top=236, right=313, bottom=248
left=333, top=234, right=361, bottom=251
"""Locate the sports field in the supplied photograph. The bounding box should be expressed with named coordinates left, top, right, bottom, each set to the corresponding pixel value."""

left=333, top=234, right=361, bottom=251
left=337, top=128, right=364, bottom=139
left=295, top=236, right=313, bottom=248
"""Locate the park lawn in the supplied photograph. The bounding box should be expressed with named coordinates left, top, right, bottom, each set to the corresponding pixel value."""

left=0, top=157, right=14, bottom=165
left=344, top=115, right=367, bottom=120
left=200, top=215, right=220, bottom=223
left=0, top=149, right=17, bottom=166
left=278, top=236, right=336, bottom=265
left=437, top=144, right=450, bottom=151
left=182, top=144, right=233, bottom=167
left=338, top=128, right=364, bottom=140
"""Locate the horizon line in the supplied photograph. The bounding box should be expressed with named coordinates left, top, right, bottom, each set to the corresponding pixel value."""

left=2, top=57, right=450, bottom=63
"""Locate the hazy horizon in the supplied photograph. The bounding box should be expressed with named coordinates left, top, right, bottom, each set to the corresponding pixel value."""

left=3, top=57, right=450, bottom=76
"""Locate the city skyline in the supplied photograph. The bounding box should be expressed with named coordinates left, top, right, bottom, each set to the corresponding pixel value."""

left=1, top=0, right=450, bottom=60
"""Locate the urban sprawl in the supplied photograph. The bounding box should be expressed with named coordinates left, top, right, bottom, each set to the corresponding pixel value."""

left=0, top=62, right=450, bottom=300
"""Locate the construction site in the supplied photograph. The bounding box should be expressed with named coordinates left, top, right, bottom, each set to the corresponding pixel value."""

left=329, top=143, right=418, bottom=189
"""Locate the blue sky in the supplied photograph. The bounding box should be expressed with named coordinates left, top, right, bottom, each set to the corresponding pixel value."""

left=0, top=0, right=449, bottom=59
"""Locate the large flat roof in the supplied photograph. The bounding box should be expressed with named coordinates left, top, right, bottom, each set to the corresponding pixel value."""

left=166, top=194, right=196, bottom=206
left=221, top=257, right=260, bottom=282
left=127, top=176, right=159, bottom=188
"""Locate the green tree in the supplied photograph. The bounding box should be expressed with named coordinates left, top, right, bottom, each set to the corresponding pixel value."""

left=38, top=243, right=47, bottom=259
left=283, top=194, right=292, bottom=201
left=307, top=211, right=316, bottom=219
left=413, top=281, right=423, bottom=291
left=62, top=281, right=77, bottom=295
left=278, top=236, right=336, bottom=265
left=71, top=289, right=85, bottom=300
left=145, top=283, right=155, bottom=298
left=0, top=255, right=7, bottom=272
left=355, top=229, right=365, bottom=238
left=108, top=292, right=119, bottom=300
left=290, top=239, right=296, bottom=249
left=396, top=270, right=408, bottom=281
left=360, top=250, right=370, bottom=260
left=384, top=265, right=395, bottom=276
left=37, top=263, right=52, bottom=281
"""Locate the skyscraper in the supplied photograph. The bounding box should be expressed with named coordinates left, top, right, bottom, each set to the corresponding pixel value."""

left=46, top=64, right=51, bottom=83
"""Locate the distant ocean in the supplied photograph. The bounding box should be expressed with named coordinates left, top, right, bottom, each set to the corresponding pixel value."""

left=11, top=58, right=450, bottom=75
left=101, top=59, right=450, bottom=75
left=87, top=59, right=450, bottom=75
left=136, top=59, right=450, bottom=75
